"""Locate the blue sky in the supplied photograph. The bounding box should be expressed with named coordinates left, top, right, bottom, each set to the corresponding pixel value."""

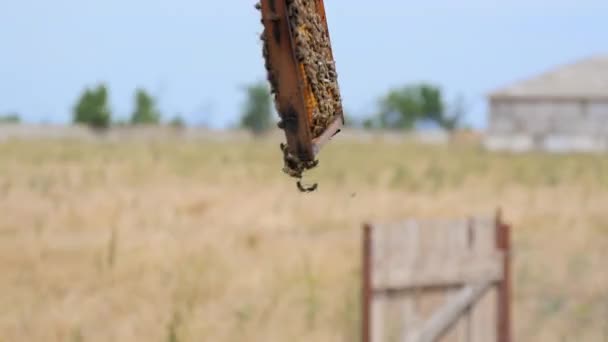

left=1, top=0, right=607, bottom=129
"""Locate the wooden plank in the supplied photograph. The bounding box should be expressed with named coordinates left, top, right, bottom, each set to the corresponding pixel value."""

left=471, top=285, right=497, bottom=342
left=407, top=279, right=495, bottom=342
left=371, top=295, right=386, bottom=342
left=362, top=224, right=372, bottom=342
left=441, top=287, right=470, bottom=342
left=402, top=222, right=422, bottom=341
left=400, top=294, right=418, bottom=342
left=372, top=253, right=503, bottom=291
left=371, top=217, right=502, bottom=291
left=259, top=0, right=315, bottom=162
left=445, top=221, right=470, bottom=342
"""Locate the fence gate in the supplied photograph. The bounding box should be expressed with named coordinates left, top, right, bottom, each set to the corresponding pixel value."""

left=361, top=212, right=511, bottom=342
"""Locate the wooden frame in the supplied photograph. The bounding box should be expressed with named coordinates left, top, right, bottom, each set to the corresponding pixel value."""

left=259, top=0, right=344, bottom=165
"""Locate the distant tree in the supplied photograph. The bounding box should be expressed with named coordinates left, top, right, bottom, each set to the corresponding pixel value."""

left=442, top=94, right=467, bottom=131
left=419, top=85, right=444, bottom=126
left=240, top=82, right=272, bottom=135
left=377, top=85, right=425, bottom=130
left=376, top=83, right=462, bottom=131
left=0, top=113, right=20, bottom=124
left=169, top=114, right=185, bottom=129
left=73, top=84, right=112, bottom=130
left=362, top=117, right=380, bottom=130
left=113, top=118, right=130, bottom=127
left=130, top=88, right=161, bottom=125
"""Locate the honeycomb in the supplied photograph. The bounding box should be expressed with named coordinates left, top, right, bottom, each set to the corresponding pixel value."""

left=288, top=0, right=343, bottom=139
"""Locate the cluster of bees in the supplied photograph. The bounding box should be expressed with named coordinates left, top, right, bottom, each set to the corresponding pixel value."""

left=259, top=31, right=279, bottom=108
left=287, top=0, right=343, bottom=139
left=255, top=0, right=343, bottom=192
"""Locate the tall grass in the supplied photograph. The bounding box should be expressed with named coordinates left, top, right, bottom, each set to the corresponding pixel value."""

left=0, top=136, right=606, bottom=341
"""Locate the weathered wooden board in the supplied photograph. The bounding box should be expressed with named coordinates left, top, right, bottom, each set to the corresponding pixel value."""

left=368, top=216, right=502, bottom=342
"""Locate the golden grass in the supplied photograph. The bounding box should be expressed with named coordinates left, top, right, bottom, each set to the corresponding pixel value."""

left=0, top=135, right=607, bottom=341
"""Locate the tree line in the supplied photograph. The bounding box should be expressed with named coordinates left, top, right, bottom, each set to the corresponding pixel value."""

left=72, top=84, right=183, bottom=130
left=1, top=81, right=466, bottom=133
left=239, top=81, right=466, bottom=135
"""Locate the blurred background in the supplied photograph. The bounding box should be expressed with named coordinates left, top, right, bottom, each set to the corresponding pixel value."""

left=1, top=1, right=607, bottom=341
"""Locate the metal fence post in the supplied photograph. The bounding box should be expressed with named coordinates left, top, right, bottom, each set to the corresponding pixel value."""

left=495, top=209, right=512, bottom=342
left=362, top=223, right=373, bottom=342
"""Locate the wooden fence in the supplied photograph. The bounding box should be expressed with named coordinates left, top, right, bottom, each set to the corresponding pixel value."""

left=361, top=211, right=511, bottom=342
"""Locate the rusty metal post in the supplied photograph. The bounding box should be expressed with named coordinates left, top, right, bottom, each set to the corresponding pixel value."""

left=362, top=223, right=373, bottom=342
left=495, top=209, right=512, bottom=342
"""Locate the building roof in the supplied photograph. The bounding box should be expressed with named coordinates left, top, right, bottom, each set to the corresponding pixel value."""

left=489, top=54, right=608, bottom=100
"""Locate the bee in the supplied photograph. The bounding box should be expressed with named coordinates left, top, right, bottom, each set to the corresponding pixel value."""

left=279, top=143, right=304, bottom=178
left=279, top=143, right=320, bottom=192
left=297, top=180, right=318, bottom=193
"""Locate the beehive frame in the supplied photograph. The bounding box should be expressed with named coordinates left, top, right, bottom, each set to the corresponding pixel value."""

left=258, top=0, right=344, bottom=181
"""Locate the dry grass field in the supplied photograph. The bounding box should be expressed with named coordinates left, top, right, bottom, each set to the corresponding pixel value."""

left=1, top=134, right=607, bottom=341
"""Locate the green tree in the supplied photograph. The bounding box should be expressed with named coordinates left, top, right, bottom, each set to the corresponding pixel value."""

left=169, top=114, right=185, bottom=129
left=131, top=88, right=161, bottom=125
left=419, top=85, right=444, bottom=125
left=378, top=85, right=425, bottom=130
left=240, top=82, right=272, bottom=135
left=376, top=83, right=461, bottom=131
left=73, top=84, right=112, bottom=130
left=0, top=113, right=20, bottom=124
left=442, top=94, right=466, bottom=131
left=362, top=117, right=380, bottom=130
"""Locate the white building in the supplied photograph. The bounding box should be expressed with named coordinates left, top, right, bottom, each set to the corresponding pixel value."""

left=484, top=55, right=608, bottom=153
